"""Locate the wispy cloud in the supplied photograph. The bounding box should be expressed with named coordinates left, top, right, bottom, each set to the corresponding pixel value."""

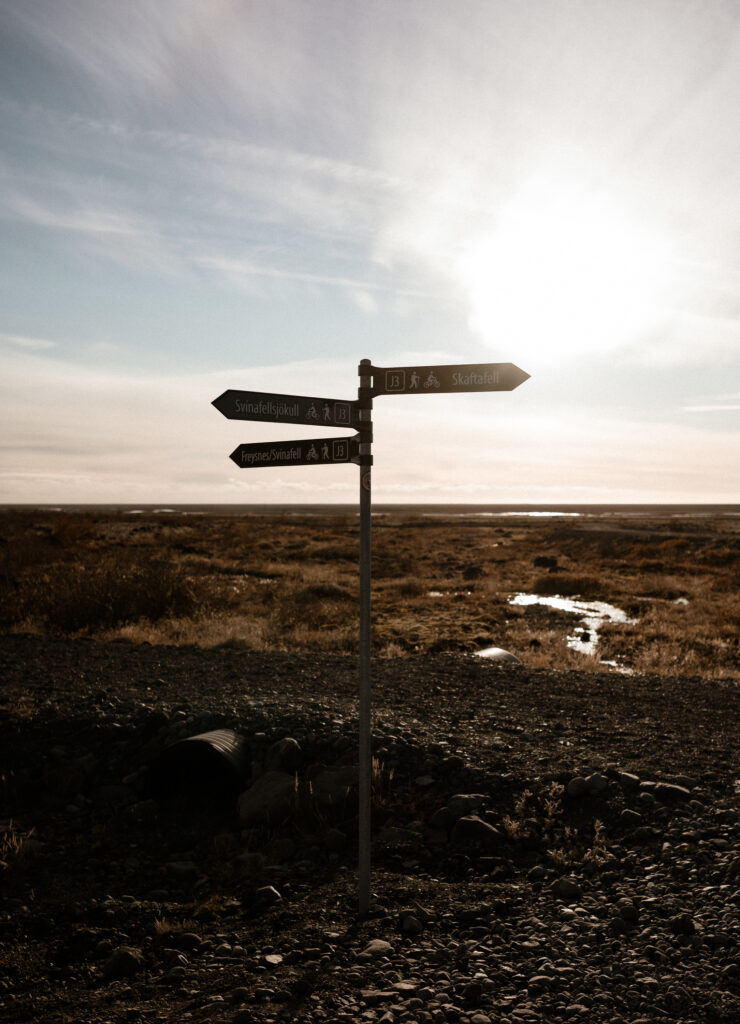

left=1, top=347, right=738, bottom=504
left=683, top=391, right=740, bottom=413
left=0, top=331, right=56, bottom=351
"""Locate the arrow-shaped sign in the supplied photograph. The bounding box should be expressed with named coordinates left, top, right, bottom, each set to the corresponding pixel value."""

left=369, top=361, right=530, bottom=397
left=213, top=389, right=358, bottom=429
left=230, top=435, right=360, bottom=469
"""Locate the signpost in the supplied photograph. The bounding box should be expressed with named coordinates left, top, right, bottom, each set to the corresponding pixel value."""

left=213, top=357, right=529, bottom=917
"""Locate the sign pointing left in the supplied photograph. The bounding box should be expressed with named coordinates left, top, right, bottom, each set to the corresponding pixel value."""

left=230, top=435, right=360, bottom=469
left=212, top=389, right=358, bottom=429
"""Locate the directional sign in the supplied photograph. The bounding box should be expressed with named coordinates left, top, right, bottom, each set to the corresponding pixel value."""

left=369, top=361, right=529, bottom=397
left=213, top=389, right=358, bottom=429
left=230, top=435, right=359, bottom=469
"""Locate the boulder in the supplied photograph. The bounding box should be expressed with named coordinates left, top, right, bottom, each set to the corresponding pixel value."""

left=450, top=815, right=502, bottom=850
left=447, top=793, right=487, bottom=819
left=585, top=773, right=609, bottom=795
left=266, top=737, right=304, bottom=773
left=566, top=776, right=589, bottom=798
left=237, top=771, right=296, bottom=826
left=103, top=946, right=144, bottom=981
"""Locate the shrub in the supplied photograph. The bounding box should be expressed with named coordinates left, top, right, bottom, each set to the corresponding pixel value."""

left=530, top=573, right=603, bottom=598
left=31, top=554, right=202, bottom=633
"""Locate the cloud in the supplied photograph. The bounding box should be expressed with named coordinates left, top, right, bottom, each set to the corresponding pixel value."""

left=1, top=349, right=737, bottom=504
left=0, top=331, right=56, bottom=351
left=3, top=187, right=180, bottom=275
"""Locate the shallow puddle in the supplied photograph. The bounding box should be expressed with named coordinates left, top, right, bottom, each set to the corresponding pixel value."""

left=509, top=592, right=637, bottom=659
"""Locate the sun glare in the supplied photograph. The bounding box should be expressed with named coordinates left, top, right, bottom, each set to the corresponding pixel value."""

left=457, top=186, right=669, bottom=364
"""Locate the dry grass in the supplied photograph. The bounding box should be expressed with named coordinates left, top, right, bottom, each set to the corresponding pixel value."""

left=0, top=507, right=738, bottom=678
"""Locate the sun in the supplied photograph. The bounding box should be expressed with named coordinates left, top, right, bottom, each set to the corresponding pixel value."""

left=456, top=183, right=670, bottom=364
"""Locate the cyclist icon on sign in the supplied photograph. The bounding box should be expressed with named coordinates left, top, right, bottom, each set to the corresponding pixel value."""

left=424, top=371, right=440, bottom=388
left=306, top=404, right=319, bottom=421
left=307, top=444, right=319, bottom=461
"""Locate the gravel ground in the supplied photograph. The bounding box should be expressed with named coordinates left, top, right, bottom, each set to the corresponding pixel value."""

left=1, top=634, right=738, bottom=1023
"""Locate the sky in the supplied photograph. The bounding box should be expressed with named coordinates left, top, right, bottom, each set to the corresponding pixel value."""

left=1, top=0, right=738, bottom=506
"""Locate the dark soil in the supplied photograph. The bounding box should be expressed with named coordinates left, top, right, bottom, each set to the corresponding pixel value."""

left=1, top=634, right=738, bottom=1023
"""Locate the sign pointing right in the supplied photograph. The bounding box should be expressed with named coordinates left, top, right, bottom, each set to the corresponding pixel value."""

left=369, top=361, right=530, bottom=397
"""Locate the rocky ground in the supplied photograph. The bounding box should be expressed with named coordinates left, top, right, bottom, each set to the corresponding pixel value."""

left=1, top=633, right=738, bottom=1023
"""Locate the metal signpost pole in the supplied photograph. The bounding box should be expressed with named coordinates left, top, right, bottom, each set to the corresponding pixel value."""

left=357, top=359, right=373, bottom=917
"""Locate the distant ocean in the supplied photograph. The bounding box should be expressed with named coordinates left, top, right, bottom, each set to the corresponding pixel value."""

left=5, top=503, right=739, bottom=518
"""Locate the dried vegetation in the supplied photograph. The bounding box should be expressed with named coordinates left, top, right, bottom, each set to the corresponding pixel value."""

left=0, top=506, right=738, bottom=678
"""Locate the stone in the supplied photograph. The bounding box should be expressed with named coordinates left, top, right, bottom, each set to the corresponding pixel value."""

left=476, top=647, right=522, bottom=663
left=528, top=975, right=552, bottom=992
left=552, top=877, right=583, bottom=902
left=615, top=898, right=639, bottom=922
left=401, top=914, right=423, bottom=935
left=654, top=782, right=691, bottom=804
left=237, top=771, right=296, bottom=826
left=450, top=815, right=502, bottom=850
left=103, top=945, right=144, bottom=981
left=447, top=793, right=487, bottom=818
left=161, top=964, right=187, bottom=985
left=361, top=989, right=400, bottom=1005
left=266, top=736, right=304, bottom=773
left=429, top=806, right=455, bottom=831
left=360, top=939, right=393, bottom=958
left=415, top=774, right=435, bottom=786
left=233, top=1011, right=256, bottom=1024
left=619, top=808, right=643, bottom=828
left=669, top=913, right=696, bottom=936
left=255, top=885, right=282, bottom=906
left=392, top=981, right=418, bottom=993
left=585, top=773, right=609, bottom=795
left=618, top=771, right=641, bottom=789
left=567, top=777, right=589, bottom=798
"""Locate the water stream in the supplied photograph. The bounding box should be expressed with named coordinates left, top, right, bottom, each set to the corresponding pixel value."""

left=509, top=592, right=637, bottom=662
